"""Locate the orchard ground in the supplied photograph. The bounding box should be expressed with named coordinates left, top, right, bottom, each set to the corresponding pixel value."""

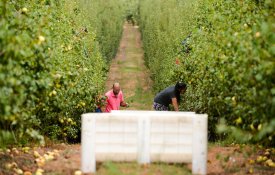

left=0, top=23, right=274, bottom=175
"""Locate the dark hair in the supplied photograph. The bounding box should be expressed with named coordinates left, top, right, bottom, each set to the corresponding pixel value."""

left=175, top=82, right=187, bottom=104
left=175, top=82, right=187, bottom=91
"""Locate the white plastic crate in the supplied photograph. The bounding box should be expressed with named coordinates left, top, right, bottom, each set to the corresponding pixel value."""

left=81, top=110, right=207, bottom=175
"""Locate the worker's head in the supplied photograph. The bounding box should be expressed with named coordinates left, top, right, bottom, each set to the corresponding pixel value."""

left=112, top=82, right=121, bottom=95
left=175, top=81, right=187, bottom=94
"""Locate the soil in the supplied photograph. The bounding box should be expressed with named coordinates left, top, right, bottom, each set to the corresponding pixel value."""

left=1, top=143, right=274, bottom=175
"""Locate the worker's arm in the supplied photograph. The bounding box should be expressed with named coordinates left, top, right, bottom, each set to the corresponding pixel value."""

left=100, top=95, right=108, bottom=112
left=171, top=97, right=179, bottom=111
left=120, top=101, right=129, bottom=107
left=120, top=92, right=129, bottom=107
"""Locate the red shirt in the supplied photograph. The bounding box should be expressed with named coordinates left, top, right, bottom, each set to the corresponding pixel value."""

left=105, top=90, right=124, bottom=112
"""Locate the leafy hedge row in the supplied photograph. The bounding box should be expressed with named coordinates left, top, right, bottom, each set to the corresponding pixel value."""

left=139, top=0, right=275, bottom=145
left=0, top=0, right=126, bottom=146
left=79, top=0, right=125, bottom=62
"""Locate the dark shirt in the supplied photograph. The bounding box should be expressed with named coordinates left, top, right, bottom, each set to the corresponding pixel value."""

left=154, top=86, right=176, bottom=107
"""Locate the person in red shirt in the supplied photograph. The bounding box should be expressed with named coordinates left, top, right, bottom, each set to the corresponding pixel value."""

left=105, top=82, right=128, bottom=112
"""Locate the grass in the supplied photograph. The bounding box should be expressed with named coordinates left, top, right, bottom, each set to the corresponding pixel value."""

left=121, top=66, right=142, bottom=72
left=126, top=85, right=154, bottom=110
left=97, top=162, right=192, bottom=175
left=117, top=60, right=123, bottom=64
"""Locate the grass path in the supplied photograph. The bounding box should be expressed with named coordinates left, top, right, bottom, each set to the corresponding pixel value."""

left=105, top=23, right=154, bottom=110
left=97, top=22, right=192, bottom=175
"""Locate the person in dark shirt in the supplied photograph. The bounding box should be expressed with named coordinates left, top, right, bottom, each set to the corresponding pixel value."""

left=153, top=82, right=187, bottom=111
